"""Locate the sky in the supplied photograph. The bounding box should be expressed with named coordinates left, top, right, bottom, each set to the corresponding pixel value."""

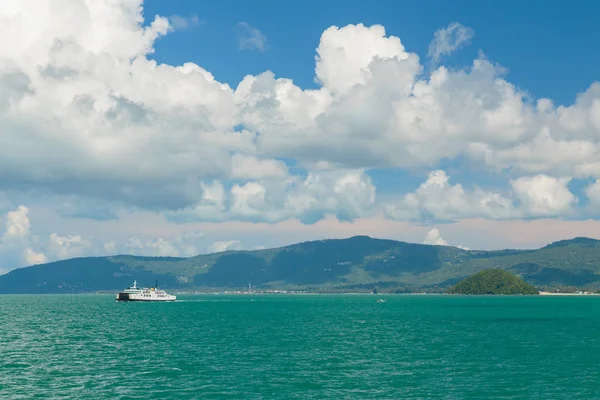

left=1, top=0, right=600, bottom=273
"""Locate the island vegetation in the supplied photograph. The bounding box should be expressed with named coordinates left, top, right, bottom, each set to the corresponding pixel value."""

left=0, top=236, right=599, bottom=294
left=447, top=269, right=539, bottom=295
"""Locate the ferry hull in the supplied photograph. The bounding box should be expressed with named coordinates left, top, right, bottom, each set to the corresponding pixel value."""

left=116, top=292, right=132, bottom=301
left=115, top=292, right=176, bottom=302
left=115, top=281, right=176, bottom=301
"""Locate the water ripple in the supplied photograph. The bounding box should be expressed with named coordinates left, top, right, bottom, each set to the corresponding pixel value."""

left=0, top=295, right=599, bottom=399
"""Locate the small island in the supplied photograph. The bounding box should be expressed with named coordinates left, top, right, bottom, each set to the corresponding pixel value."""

left=447, top=268, right=539, bottom=295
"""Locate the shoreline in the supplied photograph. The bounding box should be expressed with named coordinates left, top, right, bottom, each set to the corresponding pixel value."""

left=539, top=291, right=600, bottom=296
left=3, top=291, right=600, bottom=296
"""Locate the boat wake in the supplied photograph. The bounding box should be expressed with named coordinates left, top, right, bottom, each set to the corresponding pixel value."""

left=174, top=299, right=242, bottom=302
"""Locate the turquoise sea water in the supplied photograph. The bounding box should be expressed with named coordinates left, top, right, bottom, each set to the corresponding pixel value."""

left=1, top=294, right=599, bottom=399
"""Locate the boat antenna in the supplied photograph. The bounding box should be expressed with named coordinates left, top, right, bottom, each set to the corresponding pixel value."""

left=155, top=280, right=158, bottom=289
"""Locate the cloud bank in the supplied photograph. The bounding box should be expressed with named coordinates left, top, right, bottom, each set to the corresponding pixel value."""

left=1, top=0, right=599, bottom=270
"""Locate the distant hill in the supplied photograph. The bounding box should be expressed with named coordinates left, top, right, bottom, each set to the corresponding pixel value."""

left=542, top=237, right=600, bottom=249
left=447, top=269, right=539, bottom=295
left=1, top=235, right=600, bottom=294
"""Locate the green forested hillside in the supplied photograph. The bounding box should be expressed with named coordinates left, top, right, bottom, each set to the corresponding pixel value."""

left=0, top=235, right=599, bottom=293
left=447, top=269, right=539, bottom=295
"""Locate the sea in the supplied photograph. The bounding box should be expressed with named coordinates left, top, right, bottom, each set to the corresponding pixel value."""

left=1, top=294, right=599, bottom=399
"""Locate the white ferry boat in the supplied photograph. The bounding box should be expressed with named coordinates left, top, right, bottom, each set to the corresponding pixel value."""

left=116, top=280, right=176, bottom=302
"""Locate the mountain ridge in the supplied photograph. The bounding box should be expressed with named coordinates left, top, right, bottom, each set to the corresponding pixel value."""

left=1, top=235, right=599, bottom=294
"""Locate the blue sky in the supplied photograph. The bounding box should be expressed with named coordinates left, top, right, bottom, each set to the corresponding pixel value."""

left=1, top=0, right=600, bottom=271
left=143, top=0, right=599, bottom=105
left=140, top=0, right=600, bottom=197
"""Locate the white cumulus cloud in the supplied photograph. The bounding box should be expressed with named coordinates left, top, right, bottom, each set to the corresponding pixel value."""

left=0, top=205, right=210, bottom=273
left=0, top=0, right=599, bottom=235
left=209, top=240, right=243, bottom=253
left=168, top=15, right=202, bottom=31
left=423, top=228, right=448, bottom=246
left=585, top=179, right=600, bottom=208
left=428, top=22, right=475, bottom=64
left=0, top=206, right=47, bottom=268
left=25, top=248, right=47, bottom=265
left=385, top=170, right=514, bottom=221
left=422, top=228, right=470, bottom=250
left=235, top=22, right=268, bottom=52
left=112, top=230, right=206, bottom=258
left=168, top=169, right=377, bottom=223
left=385, top=170, right=578, bottom=222
left=47, top=233, right=93, bottom=260
left=314, top=23, right=420, bottom=96
left=511, top=175, right=577, bottom=217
